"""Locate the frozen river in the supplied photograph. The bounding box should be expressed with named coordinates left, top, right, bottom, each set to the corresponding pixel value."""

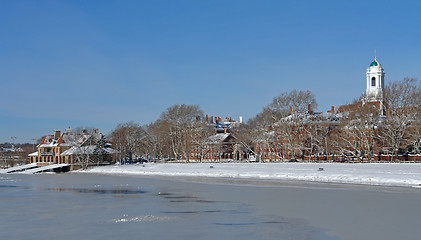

left=1, top=173, right=421, bottom=240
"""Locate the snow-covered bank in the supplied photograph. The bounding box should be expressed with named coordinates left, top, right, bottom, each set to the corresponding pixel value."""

left=82, top=163, right=421, bottom=187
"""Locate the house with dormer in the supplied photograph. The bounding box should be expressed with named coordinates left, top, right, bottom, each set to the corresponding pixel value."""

left=28, top=128, right=116, bottom=168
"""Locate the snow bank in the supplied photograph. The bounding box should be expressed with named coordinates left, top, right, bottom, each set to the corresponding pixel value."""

left=82, top=163, right=421, bottom=187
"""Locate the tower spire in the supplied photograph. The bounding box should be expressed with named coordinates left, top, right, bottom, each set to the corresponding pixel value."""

left=374, top=49, right=376, bottom=60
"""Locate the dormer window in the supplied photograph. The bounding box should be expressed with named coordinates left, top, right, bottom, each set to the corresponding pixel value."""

left=371, top=77, right=376, bottom=86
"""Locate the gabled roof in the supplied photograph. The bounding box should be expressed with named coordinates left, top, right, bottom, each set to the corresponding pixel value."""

left=38, top=132, right=99, bottom=148
left=206, top=133, right=234, bottom=144
left=61, top=146, right=118, bottom=156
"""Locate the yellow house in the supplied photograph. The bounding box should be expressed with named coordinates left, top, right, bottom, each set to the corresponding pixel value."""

left=28, top=128, right=115, bottom=167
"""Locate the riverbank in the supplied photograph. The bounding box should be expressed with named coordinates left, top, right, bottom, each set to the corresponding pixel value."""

left=82, top=162, right=421, bottom=188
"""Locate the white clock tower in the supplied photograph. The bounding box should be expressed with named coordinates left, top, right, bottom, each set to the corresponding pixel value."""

left=363, top=53, right=385, bottom=115
left=365, top=55, right=385, bottom=102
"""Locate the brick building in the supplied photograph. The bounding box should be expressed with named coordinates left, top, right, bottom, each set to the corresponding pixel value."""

left=254, top=56, right=421, bottom=162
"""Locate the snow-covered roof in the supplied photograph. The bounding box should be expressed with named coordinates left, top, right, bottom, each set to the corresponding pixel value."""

left=1, top=145, right=22, bottom=152
left=61, top=146, right=118, bottom=156
left=273, top=111, right=343, bottom=127
left=28, top=151, right=38, bottom=157
left=38, top=130, right=103, bottom=148
left=206, top=133, right=232, bottom=144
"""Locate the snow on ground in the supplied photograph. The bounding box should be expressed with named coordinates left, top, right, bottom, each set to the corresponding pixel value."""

left=82, top=162, right=421, bottom=187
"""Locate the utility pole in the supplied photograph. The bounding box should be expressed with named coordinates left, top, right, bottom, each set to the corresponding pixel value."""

left=11, top=137, right=17, bottom=150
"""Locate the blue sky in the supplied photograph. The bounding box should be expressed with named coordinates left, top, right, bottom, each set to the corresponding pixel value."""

left=1, top=0, right=421, bottom=143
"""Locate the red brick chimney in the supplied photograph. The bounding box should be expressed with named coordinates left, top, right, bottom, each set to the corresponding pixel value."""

left=328, top=106, right=336, bottom=113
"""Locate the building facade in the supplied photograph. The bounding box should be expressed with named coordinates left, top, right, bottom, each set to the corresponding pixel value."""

left=28, top=128, right=116, bottom=167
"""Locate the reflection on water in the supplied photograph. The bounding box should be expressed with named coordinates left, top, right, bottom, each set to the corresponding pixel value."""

left=215, top=222, right=256, bottom=226
left=162, top=210, right=224, bottom=214
left=158, top=191, right=220, bottom=203
left=160, top=195, right=195, bottom=199
left=46, top=187, right=146, bottom=195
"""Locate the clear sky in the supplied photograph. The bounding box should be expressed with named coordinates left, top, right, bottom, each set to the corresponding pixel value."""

left=1, top=0, right=421, bottom=143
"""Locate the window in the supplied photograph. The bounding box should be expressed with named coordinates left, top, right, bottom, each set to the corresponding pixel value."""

left=371, top=77, right=376, bottom=86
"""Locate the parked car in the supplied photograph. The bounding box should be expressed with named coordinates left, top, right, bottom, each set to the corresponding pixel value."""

left=248, top=155, right=256, bottom=162
left=133, top=158, right=149, bottom=163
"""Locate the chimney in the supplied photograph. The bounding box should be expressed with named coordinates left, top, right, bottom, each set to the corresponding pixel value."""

left=218, top=117, right=221, bottom=123
left=196, top=116, right=199, bottom=121
left=308, top=104, right=313, bottom=115
left=330, top=106, right=335, bottom=113
left=239, top=116, right=243, bottom=123
left=289, top=106, right=293, bottom=115
left=210, top=116, right=214, bottom=123
left=206, top=114, right=209, bottom=123
left=53, top=129, right=61, bottom=140
left=215, top=116, right=218, bottom=124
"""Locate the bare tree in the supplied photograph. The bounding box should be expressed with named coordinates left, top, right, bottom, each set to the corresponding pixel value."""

left=234, top=122, right=262, bottom=161
left=379, top=77, right=421, bottom=160
left=144, top=120, right=172, bottom=160
left=65, top=128, right=102, bottom=170
left=189, top=120, right=214, bottom=162
left=275, top=114, right=307, bottom=161
left=409, top=118, right=421, bottom=154
left=314, top=121, right=338, bottom=161
left=158, top=104, right=204, bottom=161
left=334, top=104, right=379, bottom=162
left=111, top=121, right=147, bottom=163
left=302, top=120, right=324, bottom=161
left=241, top=89, right=318, bottom=162
left=267, top=89, right=318, bottom=122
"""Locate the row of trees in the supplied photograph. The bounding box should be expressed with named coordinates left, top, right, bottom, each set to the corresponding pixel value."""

left=241, top=78, right=421, bottom=162
left=108, top=77, right=421, bottom=162
left=110, top=104, right=215, bottom=162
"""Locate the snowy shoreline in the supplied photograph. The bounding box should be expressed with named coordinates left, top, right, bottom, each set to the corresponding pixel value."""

left=81, top=162, right=421, bottom=188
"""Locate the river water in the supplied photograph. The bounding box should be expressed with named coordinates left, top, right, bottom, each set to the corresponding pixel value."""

left=1, top=173, right=421, bottom=240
